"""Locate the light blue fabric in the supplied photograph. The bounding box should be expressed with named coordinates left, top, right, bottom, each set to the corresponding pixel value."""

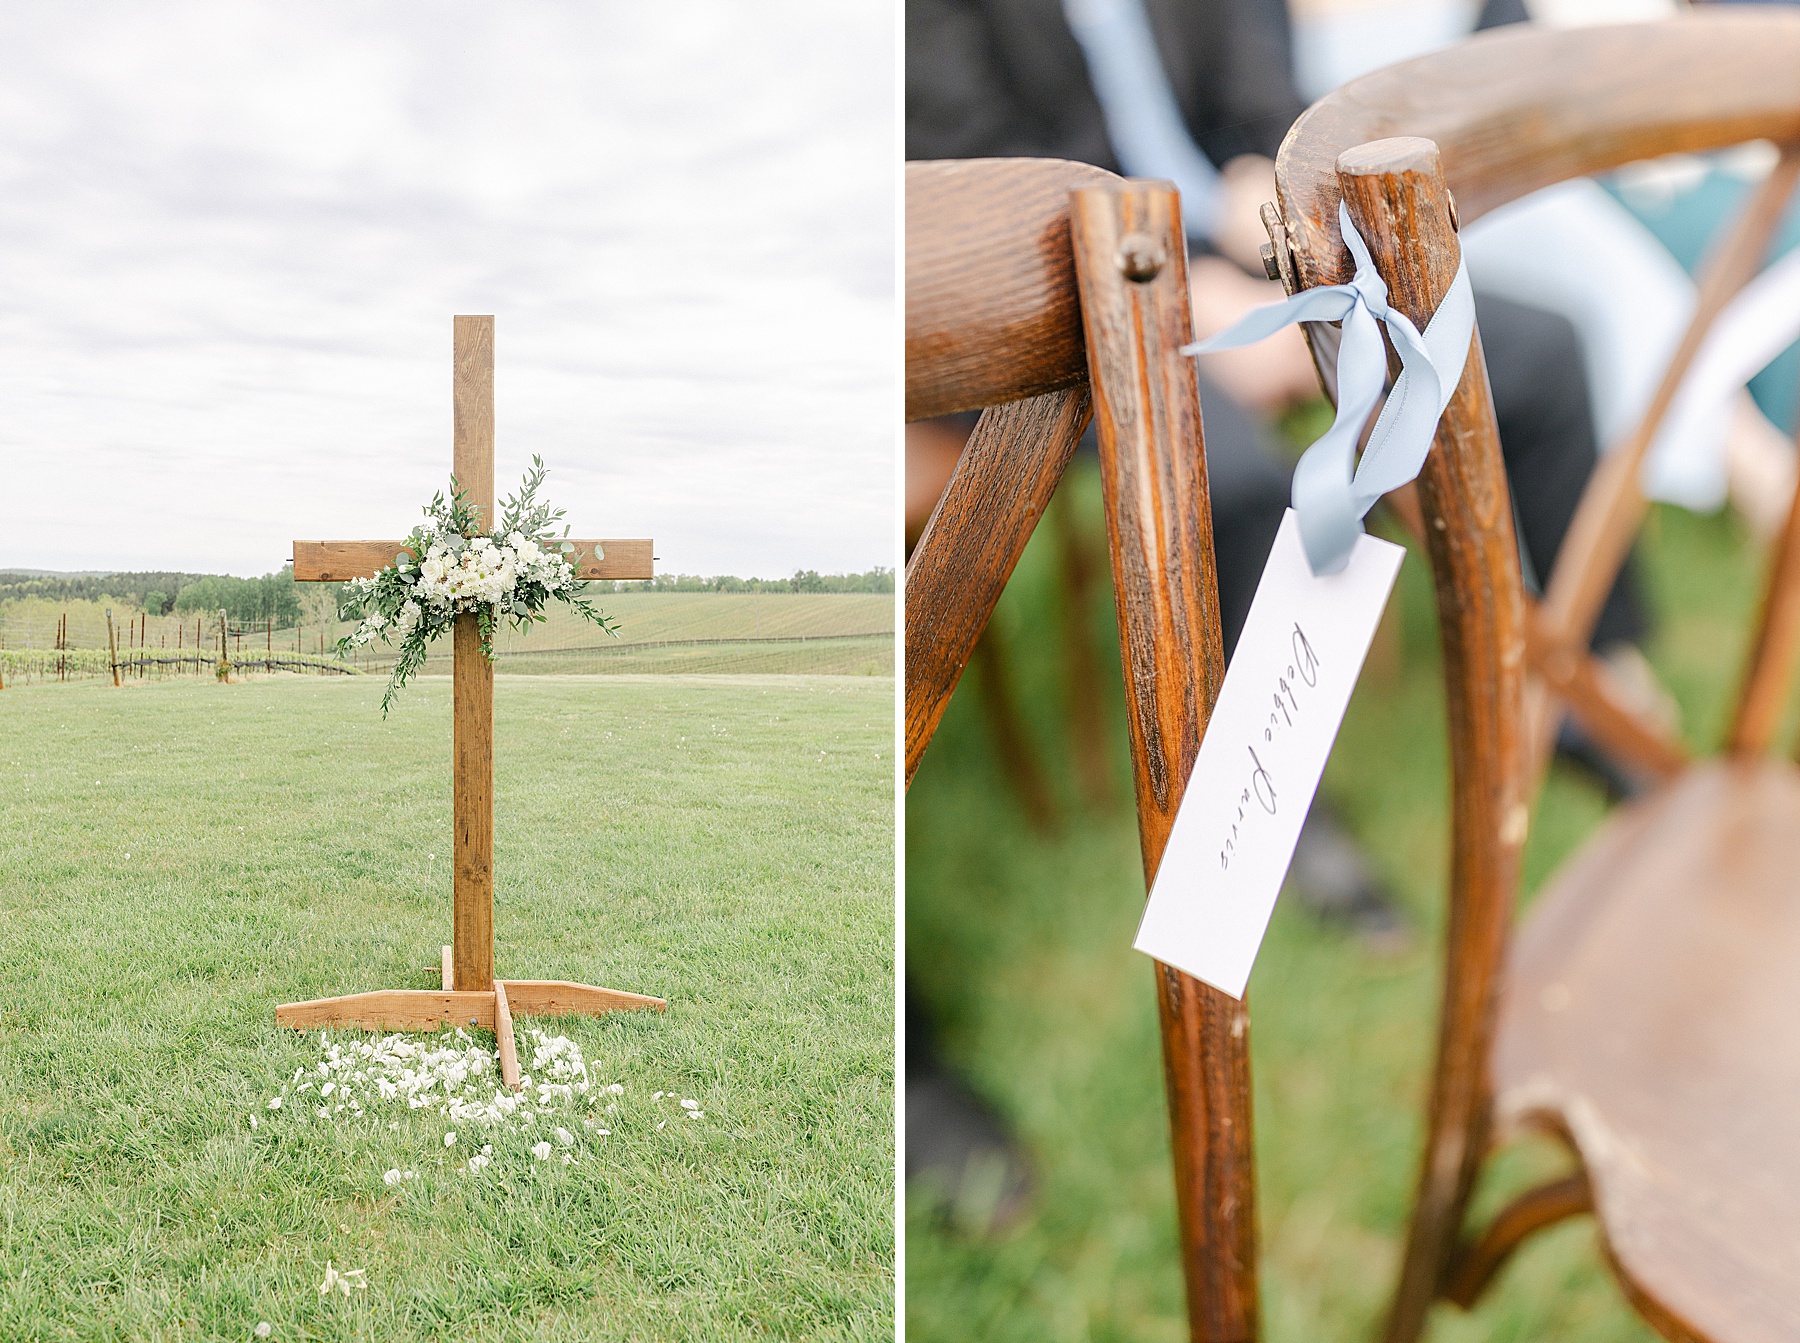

left=1185, top=203, right=1476, bottom=575
left=1060, top=0, right=1225, bottom=242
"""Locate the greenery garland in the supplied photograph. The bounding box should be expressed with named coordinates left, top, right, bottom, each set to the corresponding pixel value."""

left=337, top=457, right=617, bottom=713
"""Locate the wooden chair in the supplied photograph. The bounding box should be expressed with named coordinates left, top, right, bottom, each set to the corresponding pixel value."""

left=1265, top=13, right=1800, bottom=1340
left=906, top=157, right=1256, bottom=1340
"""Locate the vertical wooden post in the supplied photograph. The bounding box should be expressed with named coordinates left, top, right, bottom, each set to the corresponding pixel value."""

left=1330, top=140, right=1527, bottom=1343
left=1069, top=182, right=1251, bottom=1342
left=452, top=314, right=497, bottom=993
left=106, top=609, right=120, bottom=687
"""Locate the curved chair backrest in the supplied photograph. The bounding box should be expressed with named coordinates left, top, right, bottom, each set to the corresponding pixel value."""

left=906, top=157, right=1115, bottom=421
left=1276, top=14, right=1800, bottom=287
left=1270, top=15, right=1800, bottom=1342
left=906, top=157, right=1256, bottom=1342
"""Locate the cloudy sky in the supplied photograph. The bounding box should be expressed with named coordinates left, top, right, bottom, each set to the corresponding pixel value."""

left=0, top=2, right=895, bottom=579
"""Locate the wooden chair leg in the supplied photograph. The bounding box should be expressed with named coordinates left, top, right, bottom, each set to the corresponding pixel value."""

left=1334, top=142, right=1530, bottom=1343
left=1053, top=483, right=1119, bottom=809
left=905, top=387, right=1092, bottom=787
left=1071, top=182, right=1250, bottom=1341
left=971, top=624, right=1059, bottom=831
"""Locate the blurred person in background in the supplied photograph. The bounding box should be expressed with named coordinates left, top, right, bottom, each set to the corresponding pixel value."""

left=906, top=0, right=1655, bottom=1231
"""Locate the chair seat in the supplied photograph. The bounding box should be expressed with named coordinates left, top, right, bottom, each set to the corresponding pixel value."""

left=1495, top=758, right=1800, bottom=1341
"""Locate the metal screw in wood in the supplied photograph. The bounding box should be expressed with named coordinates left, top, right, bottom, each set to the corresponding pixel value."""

left=1116, top=231, right=1165, bottom=282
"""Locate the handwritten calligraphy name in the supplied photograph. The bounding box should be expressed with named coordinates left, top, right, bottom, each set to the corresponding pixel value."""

left=1220, top=623, right=1319, bottom=870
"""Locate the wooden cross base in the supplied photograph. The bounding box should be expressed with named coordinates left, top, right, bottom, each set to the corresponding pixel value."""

left=276, top=948, right=666, bottom=1091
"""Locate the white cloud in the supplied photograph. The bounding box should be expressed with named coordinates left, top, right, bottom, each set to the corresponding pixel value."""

left=0, top=0, right=895, bottom=578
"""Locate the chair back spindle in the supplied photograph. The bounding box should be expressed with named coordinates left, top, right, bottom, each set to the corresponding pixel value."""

left=907, top=160, right=1251, bottom=1342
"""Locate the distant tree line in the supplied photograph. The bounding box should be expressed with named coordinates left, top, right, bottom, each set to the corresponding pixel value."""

left=0, top=567, right=304, bottom=625
left=588, top=567, right=894, bottom=594
left=0, top=563, right=893, bottom=620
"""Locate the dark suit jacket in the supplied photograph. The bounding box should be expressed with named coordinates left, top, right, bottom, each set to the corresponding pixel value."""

left=906, top=0, right=1304, bottom=169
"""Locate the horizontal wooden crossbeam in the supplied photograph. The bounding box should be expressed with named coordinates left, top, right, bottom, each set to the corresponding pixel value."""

left=274, top=980, right=667, bottom=1032
left=291, top=538, right=654, bottom=583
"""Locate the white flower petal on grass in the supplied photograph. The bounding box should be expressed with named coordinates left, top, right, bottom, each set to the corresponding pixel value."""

left=554, top=1127, right=574, bottom=1147
left=444, top=1131, right=456, bottom=1147
left=532, top=1141, right=552, bottom=1160
left=267, top=1097, right=282, bottom=1110
left=249, top=1115, right=259, bottom=1130
left=680, top=1099, right=698, bottom=1111
left=254, top=1324, right=272, bottom=1339
left=383, top=1169, right=403, bottom=1187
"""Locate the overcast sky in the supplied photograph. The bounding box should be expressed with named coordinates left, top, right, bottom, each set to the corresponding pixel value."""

left=0, top=1, right=895, bottom=579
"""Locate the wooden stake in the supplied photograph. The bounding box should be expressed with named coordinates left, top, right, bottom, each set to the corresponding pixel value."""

left=106, top=609, right=120, bottom=687
left=493, top=979, right=521, bottom=1091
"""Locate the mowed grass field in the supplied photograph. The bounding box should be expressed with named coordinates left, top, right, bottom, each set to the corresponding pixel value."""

left=906, top=462, right=1765, bottom=1342
left=0, top=671, right=894, bottom=1341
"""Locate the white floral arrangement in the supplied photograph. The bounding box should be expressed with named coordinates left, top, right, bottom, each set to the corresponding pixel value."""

left=337, top=456, right=616, bottom=712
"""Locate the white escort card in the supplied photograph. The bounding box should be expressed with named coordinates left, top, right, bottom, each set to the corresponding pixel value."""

left=1133, top=509, right=1404, bottom=997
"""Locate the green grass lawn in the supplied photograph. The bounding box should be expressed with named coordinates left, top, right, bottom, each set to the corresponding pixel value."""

left=0, top=672, right=894, bottom=1341
left=905, top=462, right=1767, bottom=1342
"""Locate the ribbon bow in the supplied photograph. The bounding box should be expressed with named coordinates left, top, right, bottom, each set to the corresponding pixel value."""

left=1184, top=202, right=1476, bottom=575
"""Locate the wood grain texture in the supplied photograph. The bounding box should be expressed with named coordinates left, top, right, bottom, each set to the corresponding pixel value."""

left=441, top=945, right=454, bottom=993
left=452, top=613, right=495, bottom=992
left=906, top=158, right=1118, bottom=421
left=273, top=980, right=665, bottom=1031
left=493, top=979, right=521, bottom=1091
left=292, top=538, right=654, bottom=583
left=1070, top=180, right=1250, bottom=1343
left=904, top=386, right=1092, bottom=786
left=1330, top=141, right=1529, bottom=1343
left=499, top=980, right=667, bottom=1015
left=453, top=314, right=496, bottom=526
left=1494, top=761, right=1800, bottom=1343
left=451, top=314, right=497, bottom=994
left=1275, top=14, right=1800, bottom=290
left=276, top=990, right=498, bottom=1032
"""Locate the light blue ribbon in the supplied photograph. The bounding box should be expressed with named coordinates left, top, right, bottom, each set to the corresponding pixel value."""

left=1184, top=202, right=1476, bottom=575
left=1061, top=0, right=1225, bottom=242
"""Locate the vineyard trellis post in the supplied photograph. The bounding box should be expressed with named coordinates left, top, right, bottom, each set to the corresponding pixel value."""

left=273, top=315, right=666, bottom=1084
left=106, top=608, right=120, bottom=687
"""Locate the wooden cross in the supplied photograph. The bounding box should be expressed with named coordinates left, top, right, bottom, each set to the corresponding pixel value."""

left=275, top=315, right=666, bottom=1088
